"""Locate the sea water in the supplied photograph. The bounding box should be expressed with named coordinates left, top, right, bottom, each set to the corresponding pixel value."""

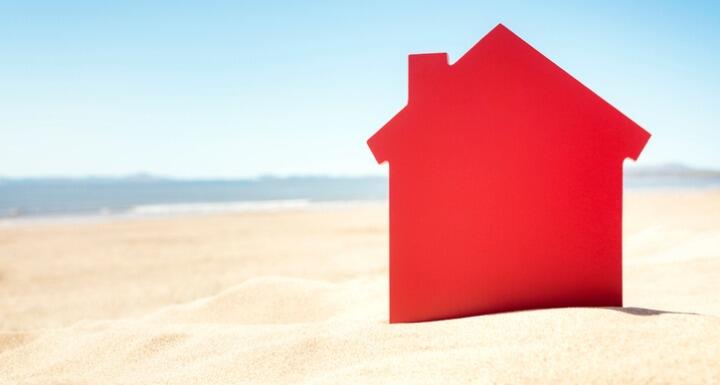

left=0, top=175, right=718, bottom=220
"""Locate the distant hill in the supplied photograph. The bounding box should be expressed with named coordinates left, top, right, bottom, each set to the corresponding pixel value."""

left=624, top=163, right=720, bottom=178
left=1, top=164, right=719, bottom=185
left=0, top=174, right=386, bottom=185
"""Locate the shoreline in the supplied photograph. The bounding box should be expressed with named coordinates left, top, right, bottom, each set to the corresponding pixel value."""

left=0, top=199, right=389, bottom=227
left=3, top=186, right=719, bottom=227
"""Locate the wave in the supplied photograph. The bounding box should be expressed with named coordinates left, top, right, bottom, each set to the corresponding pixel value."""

left=127, top=199, right=312, bottom=216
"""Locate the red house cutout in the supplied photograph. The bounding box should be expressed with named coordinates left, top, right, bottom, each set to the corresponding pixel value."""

left=368, top=24, right=651, bottom=323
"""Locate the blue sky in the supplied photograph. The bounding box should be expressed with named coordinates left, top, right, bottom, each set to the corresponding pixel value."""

left=1, top=1, right=718, bottom=177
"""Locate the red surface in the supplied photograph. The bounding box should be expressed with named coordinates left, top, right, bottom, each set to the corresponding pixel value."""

left=367, top=24, right=651, bottom=323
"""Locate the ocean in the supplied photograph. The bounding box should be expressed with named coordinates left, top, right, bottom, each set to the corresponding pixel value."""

left=0, top=176, right=388, bottom=219
left=1, top=175, right=719, bottom=220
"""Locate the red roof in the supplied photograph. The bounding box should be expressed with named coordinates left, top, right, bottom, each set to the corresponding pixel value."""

left=368, top=23, right=650, bottom=164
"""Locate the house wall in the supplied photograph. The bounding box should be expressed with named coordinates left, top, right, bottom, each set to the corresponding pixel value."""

left=387, top=124, right=625, bottom=322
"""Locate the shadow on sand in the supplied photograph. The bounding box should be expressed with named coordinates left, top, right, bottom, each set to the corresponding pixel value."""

left=606, top=307, right=700, bottom=316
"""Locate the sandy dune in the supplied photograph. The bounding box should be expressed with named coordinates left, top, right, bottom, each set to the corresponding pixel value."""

left=1, top=191, right=719, bottom=384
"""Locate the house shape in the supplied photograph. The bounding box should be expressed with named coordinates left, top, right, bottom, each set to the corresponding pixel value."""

left=367, top=24, right=651, bottom=323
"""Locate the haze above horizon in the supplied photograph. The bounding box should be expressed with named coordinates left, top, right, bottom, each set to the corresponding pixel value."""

left=1, top=1, right=718, bottom=178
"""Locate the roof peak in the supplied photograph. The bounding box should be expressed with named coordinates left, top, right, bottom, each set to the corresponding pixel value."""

left=488, top=23, right=516, bottom=38
left=452, top=23, right=530, bottom=68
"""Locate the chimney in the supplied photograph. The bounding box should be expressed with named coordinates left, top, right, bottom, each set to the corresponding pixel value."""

left=408, top=53, right=448, bottom=104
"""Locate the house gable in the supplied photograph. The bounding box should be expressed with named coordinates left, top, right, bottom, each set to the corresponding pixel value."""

left=367, top=24, right=650, bottom=164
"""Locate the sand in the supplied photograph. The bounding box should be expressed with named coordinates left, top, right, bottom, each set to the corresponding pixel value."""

left=1, top=191, right=719, bottom=384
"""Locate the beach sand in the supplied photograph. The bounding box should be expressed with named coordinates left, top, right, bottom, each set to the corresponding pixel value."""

left=1, top=190, right=719, bottom=384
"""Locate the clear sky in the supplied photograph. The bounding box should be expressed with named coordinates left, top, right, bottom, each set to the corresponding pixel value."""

left=1, top=1, right=718, bottom=178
